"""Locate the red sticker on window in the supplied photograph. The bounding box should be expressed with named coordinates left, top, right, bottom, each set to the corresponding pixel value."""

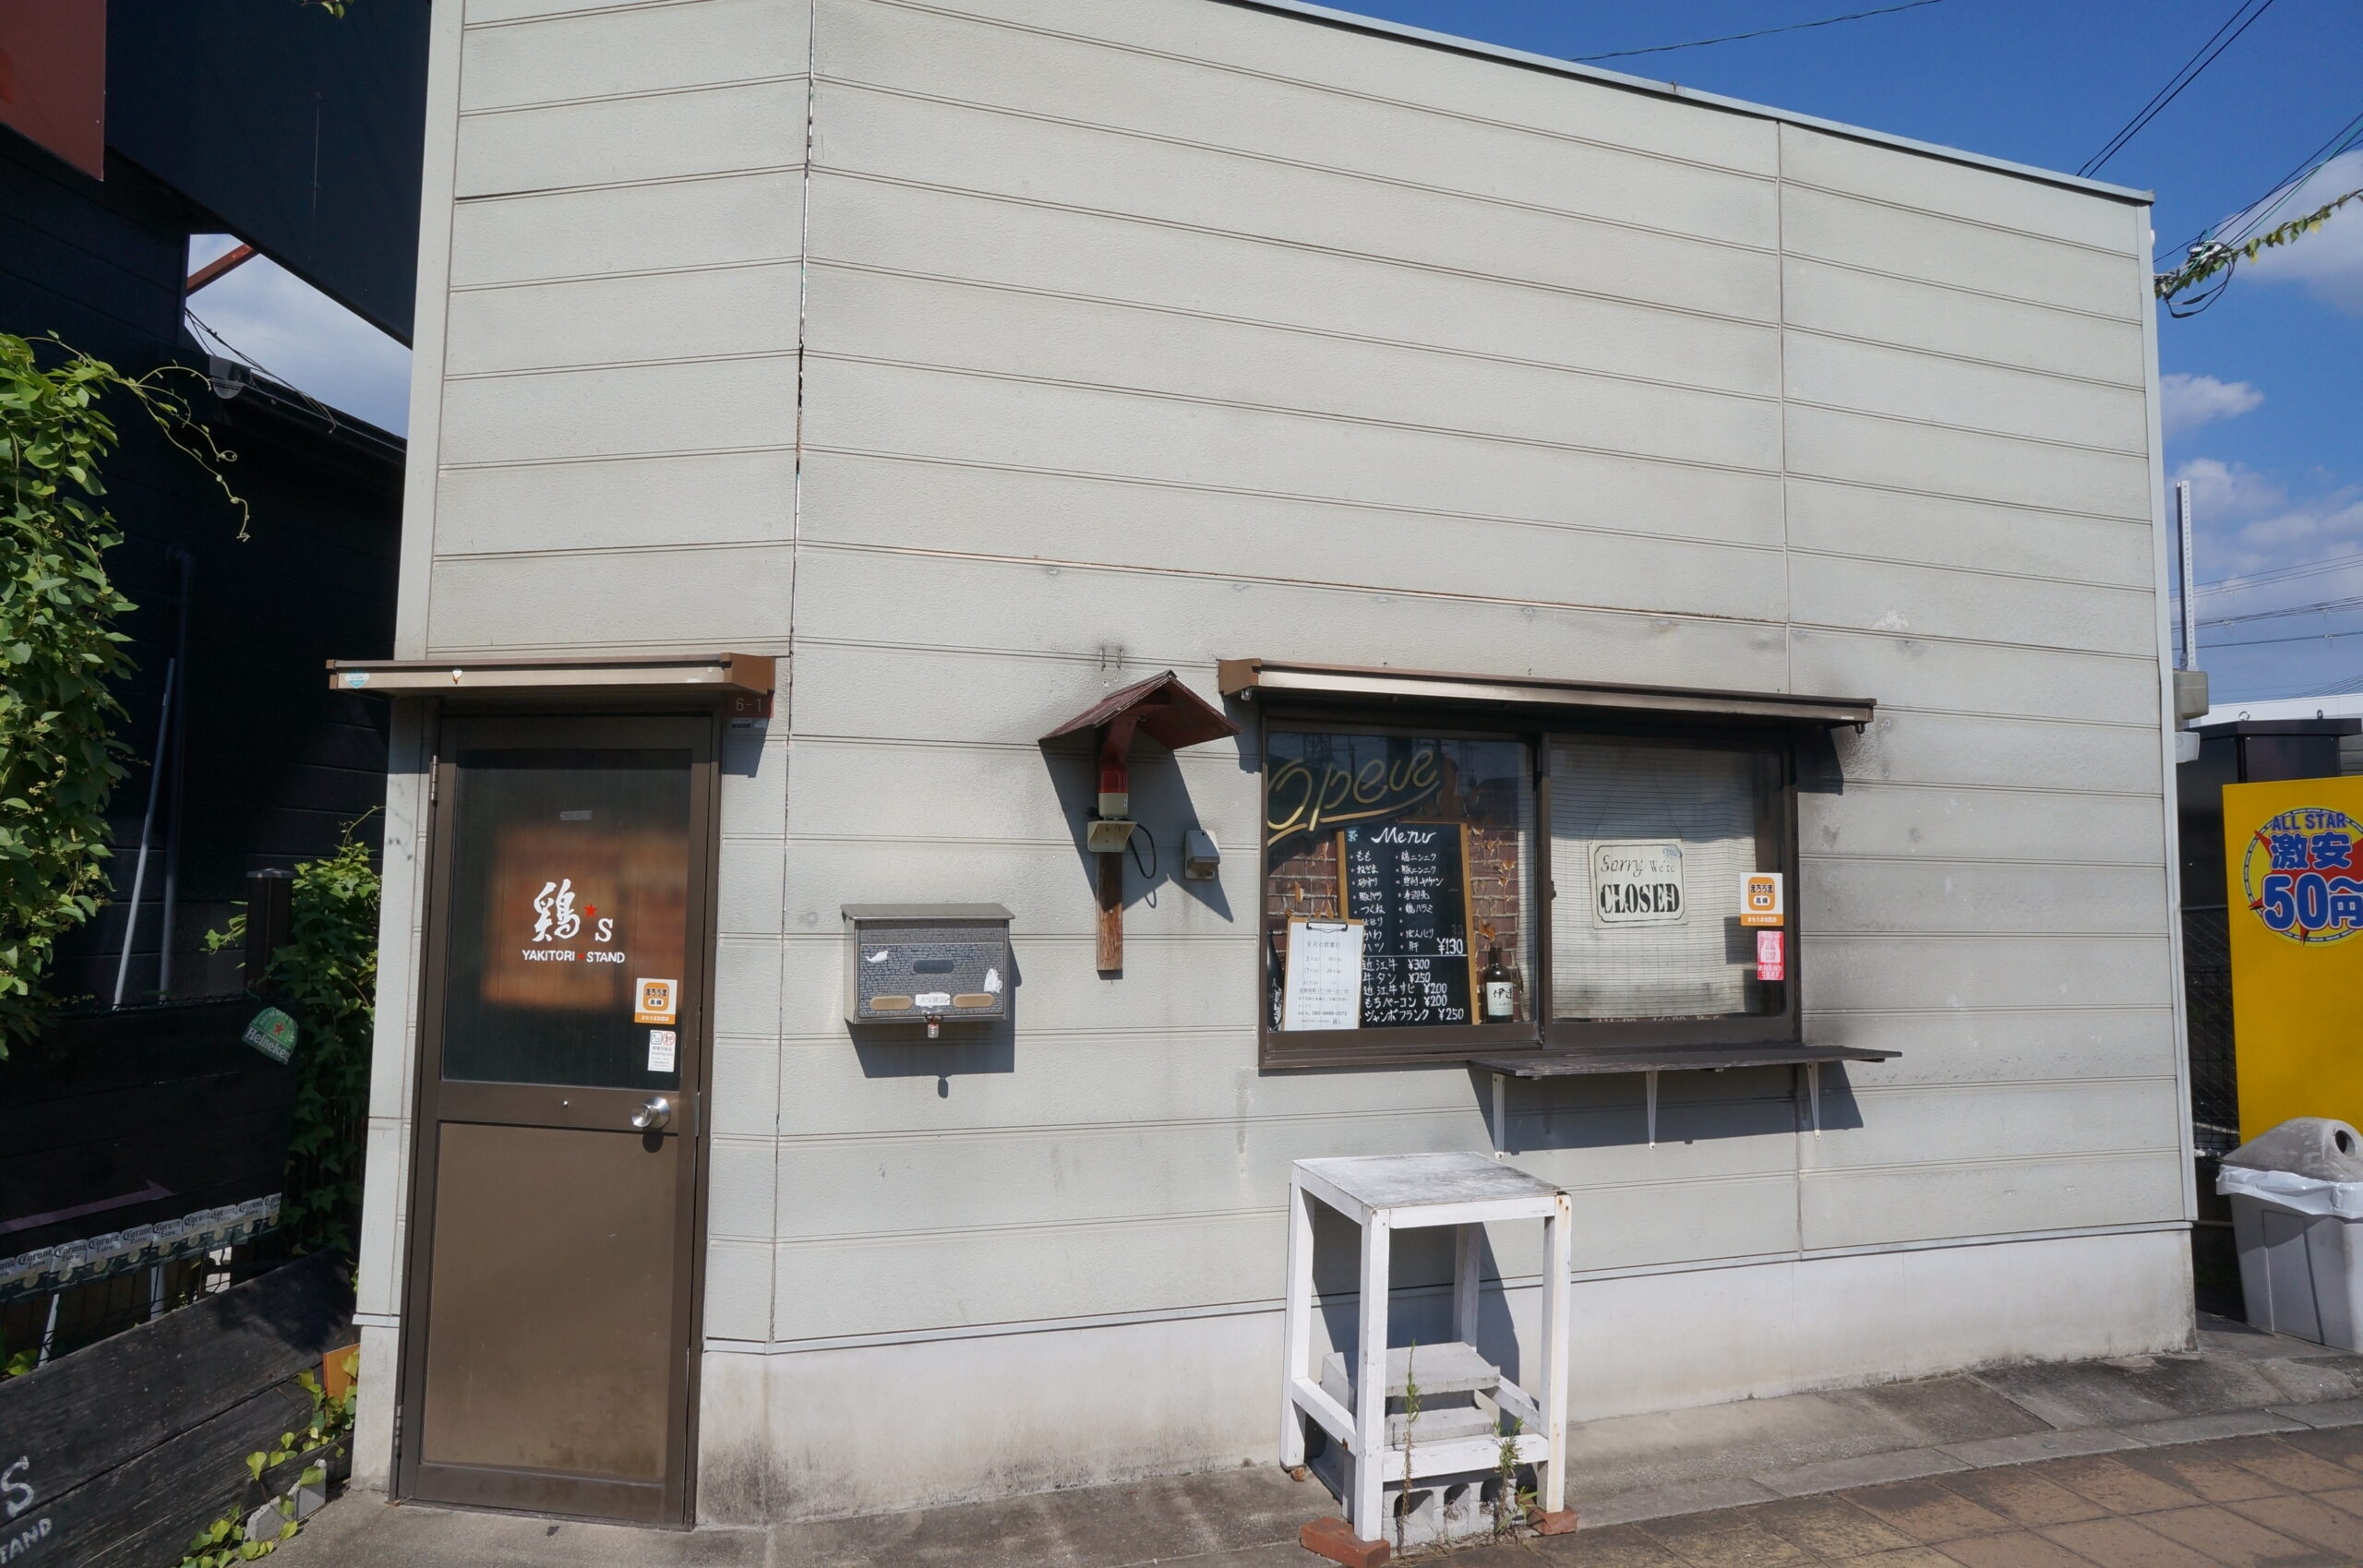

left=1756, top=929, right=1785, bottom=982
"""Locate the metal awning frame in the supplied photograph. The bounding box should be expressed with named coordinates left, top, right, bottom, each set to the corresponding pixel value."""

left=326, top=651, right=775, bottom=700
left=1217, top=659, right=1876, bottom=730
left=1474, top=1043, right=1898, bottom=1150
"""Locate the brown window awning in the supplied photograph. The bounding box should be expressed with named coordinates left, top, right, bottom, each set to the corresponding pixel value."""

left=1474, top=1043, right=1896, bottom=1079
left=1217, top=659, right=1875, bottom=729
left=326, top=652, right=774, bottom=700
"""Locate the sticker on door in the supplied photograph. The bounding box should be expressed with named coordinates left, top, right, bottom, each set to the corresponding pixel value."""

left=634, top=977, right=678, bottom=1024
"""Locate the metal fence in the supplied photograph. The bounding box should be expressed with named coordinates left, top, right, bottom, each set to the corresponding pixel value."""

left=2184, top=903, right=2238, bottom=1157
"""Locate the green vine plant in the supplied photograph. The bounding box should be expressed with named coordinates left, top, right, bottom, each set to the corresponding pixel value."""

left=0, top=330, right=246, bottom=1057
left=179, top=1350, right=358, bottom=1566
left=208, top=821, right=380, bottom=1258
left=2155, top=187, right=2363, bottom=303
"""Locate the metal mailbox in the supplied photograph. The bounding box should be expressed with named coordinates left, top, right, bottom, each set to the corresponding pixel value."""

left=843, top=904, right=1014, bottom=1027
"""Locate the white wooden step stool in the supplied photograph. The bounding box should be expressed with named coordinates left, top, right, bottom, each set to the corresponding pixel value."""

left=1281, top=1153, right=1575, bottom=1554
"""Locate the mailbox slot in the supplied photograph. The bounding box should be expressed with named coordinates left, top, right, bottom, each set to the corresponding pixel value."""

left=844, top=904, right=1014, bottom=1028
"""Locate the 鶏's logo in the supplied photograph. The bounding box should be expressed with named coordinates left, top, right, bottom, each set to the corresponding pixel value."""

left=532, top=879, right=615, bottom=944
left=2244, top=807, right=2363, bottom=943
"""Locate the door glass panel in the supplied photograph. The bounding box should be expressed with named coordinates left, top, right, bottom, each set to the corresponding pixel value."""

left=440, top=748, right=692, bottom=1088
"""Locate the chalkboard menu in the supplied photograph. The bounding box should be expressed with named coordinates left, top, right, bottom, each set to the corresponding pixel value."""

left=1338, top=822, right=1476, bottom=1027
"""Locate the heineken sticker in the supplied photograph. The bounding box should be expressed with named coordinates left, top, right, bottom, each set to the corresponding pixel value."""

left=244, top=1006, right=298, bottom=1064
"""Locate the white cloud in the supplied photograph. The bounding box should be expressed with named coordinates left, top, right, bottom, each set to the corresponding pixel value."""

left=2176, top=457, right=2363, bottom=578
left=2160, top=372, right=2261, bottom=437
left=185, top=236, right=412, bottom=435
left=2227, top=149, right=2363, bottom=316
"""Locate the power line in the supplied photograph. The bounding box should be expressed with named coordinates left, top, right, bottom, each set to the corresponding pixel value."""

left=2192, top=625, right=2363, bottom=652
left=2081, top=0, right=2278, bottom=177
left=2194, top=552, right=2363, bottom=597
left=2158, top=106, right=2363, bottom=264
left=1574, top=0, right=1945, bottom=63
left=2200, top=593, right=2363, bottom=628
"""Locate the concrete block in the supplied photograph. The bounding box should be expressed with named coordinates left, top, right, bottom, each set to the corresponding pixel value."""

left=1755, top=1445, right=1966, bottom=1496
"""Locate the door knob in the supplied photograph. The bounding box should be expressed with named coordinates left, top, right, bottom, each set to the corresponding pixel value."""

left=631, top=1095, right=672, bottom=1131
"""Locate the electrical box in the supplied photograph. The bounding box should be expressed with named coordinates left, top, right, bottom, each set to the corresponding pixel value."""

left=843, top=904, right=1014, bottom=1026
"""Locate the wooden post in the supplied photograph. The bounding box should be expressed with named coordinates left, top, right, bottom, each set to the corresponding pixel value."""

left=1280, top=1179, right=1314, bottom=1473
left=1351, top=1215, right=1391, bottom=1540
left=1536, top=1192, right=1573, bottom=1516
left=1097, top=851, right=1124, bottom=973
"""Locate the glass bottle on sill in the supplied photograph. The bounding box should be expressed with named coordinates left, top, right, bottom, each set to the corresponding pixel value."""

left=1482, top=943, right=1517, bottom=1023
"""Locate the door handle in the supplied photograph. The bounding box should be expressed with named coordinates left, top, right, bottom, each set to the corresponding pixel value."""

left=630, top=1095, right=672, bottom=1131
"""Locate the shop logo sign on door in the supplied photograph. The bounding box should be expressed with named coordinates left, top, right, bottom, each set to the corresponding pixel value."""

left=2241, top=806, right=2363, bottom=941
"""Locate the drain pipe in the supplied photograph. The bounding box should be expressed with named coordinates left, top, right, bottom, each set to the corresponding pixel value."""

left=112, top=655, right=178, bottom=1007
left=156, top=546, right=196, bottom=998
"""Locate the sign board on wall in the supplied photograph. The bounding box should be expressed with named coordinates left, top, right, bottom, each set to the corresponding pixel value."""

left=1591, top=841, right=1685, bottom=926
left=2223, top=778, right=2363, bottom=1140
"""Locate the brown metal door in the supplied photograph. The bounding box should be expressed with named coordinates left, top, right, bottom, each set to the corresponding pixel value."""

left=397, top=714, right=714, bottom=1524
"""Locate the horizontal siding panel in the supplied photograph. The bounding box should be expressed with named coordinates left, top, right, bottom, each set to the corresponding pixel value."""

left=1805, top=935, right=2171, bottom=1012
left=1789, top=553, right=2153, bottom=655
left=424, top=543, right=795, bottom=650
left=811, top=84, right=1782, bottom=322
left=908, top=0, right=1781, bottom=176
left=1814, top=1078, right=2181, bottom=1170
left=1784, top=479, right=2154, bottom=590
left=809, top=266, right=1785, bottom=471
left=773, top=1211, right=1280, bottom=1336
left=1785, top=332, right=2148, bottom=455
left=1789, top=628, right=2159, bottom=727
left=1808, top=1009, right=2177, bottom=1087
left=1805, top=859, right=2166, bottom=936
left=1780, top=125, right=2141, bottom=255
left=460, top=0, right=810, bottom=112
left=451, top=172, right=806, bottom=288
left=798, top=451, right=1788, bottom=624
left=456, top=79, right=809, bottom=197
left=1836, top=710, right=2162, bottom=796
left=1786, top=405, right=2153, bottom=520
left=786, top=545, right=1793, bottom=698
left=809, top=174, right=1782, bottom=396
left=448, top=262, right=802, bottom=375
left=439, top=355, right=799, bottom=465
left=436, top=449, right=796, bottom=555
left=1782, top=257, right=2146, bottom=386
left=1800, top=783, right=2166, bottom=865
left=709, top=1134, right=779, bottom=1240
left=1800, top=1153, right=2184, bottom=1251
left=1783, top=185, right=2141, bottom=319
left=802, top=358, right=1788, bottom=550
left=822, top=0, right=1779, bottom=249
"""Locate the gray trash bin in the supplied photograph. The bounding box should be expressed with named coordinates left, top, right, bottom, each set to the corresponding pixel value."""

left=2218, top=1117, right=2363, bottom=1348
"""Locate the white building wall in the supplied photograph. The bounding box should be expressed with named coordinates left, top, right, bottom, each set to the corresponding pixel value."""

left=356, top=0, right=2190, bottom=1523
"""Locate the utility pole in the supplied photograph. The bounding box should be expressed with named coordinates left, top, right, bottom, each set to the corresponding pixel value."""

left=2177, top=479, right=2197, bottom=670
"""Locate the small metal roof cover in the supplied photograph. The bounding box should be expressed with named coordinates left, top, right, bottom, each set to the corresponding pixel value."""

left=326, top=651, right=774, bottom=698
left=1218, top=659, right=1875, bottom=729
left=1039, top=670, right=1241, bottom=750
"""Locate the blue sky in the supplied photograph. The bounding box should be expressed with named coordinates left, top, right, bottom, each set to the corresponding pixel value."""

left=200, top=0, right=2363, bottom=700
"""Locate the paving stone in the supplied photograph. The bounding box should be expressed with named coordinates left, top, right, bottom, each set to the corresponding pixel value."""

left=1755, top=1450, right=1965, bottom=1499
left=1935, top=1429, right=2141, bottom=1469
left=2111, top=1444, right=2290, bottom=1502
left=2307, top=1485, right=2363, bottom=1519
left=2267, top=1425, right=2363, bottom=1469
left=1580, top=1479, right=1783, bottom=1529
left=2036, top=1515, right=2225, bottom=1568
left=1837, top=1481, right=2013, bottom=1545
left=1926, top=1532, right=2093, bottom=1568
left=2031, top=1454, right=2205, bottom=1514
left=2117, top=1410, right=2307, bottom=1446
left=1824, top=1551, right=1957, bottom=1568
left=2225, top=1493, right=2363, bottom=1558
left=2136, top=1503, right=2335, bottom=1567
left=1929, top=1469, right=2108, bottom=1528
left=1523, top=1522, right=1688, bottom=1566
left=2209, top=1437, right=2363, bottom=1493
left=2270, top=1398, right=2363, bottom=1430
left=1637, top=1512, right=1813, bottom=1567
left=1740, top=1496, right=1919, bottom=1559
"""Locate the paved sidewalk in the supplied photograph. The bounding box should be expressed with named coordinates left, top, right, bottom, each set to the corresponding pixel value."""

left=1529, top=1426, right=2363, bottom=1566
left=282, top=1314, right=2363, bottom=1568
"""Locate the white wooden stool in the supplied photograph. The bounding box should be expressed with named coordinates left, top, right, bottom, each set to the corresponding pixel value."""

left=1281, top=1153, right=1575, bottom=1554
